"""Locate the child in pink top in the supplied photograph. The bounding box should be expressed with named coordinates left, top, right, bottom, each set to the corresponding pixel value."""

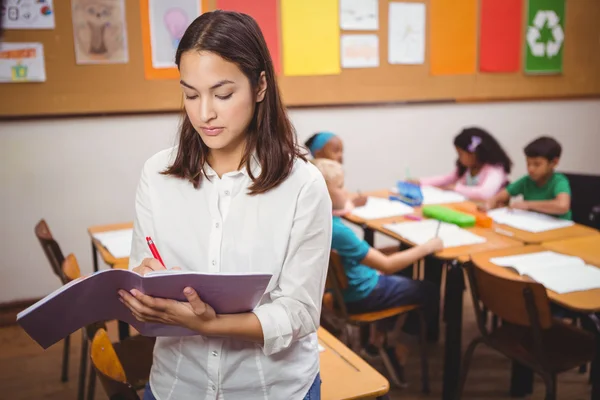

left=417, top=127, right=513, bottom=201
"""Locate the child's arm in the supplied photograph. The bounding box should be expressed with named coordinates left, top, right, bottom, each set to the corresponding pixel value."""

left=454, top=166, right=507, bottom=201
left=482, top=188, right=510, bottom=211
left=513, top=193, right=571, bottom=216
left=418, top=169, right=459, bottom=188
left=361, top=238, right=443, bottom=274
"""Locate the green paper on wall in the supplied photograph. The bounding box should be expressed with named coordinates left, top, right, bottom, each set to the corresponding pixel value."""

left=525, top=0, right=565, bottom=74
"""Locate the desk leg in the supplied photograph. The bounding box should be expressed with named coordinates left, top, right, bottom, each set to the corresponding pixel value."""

left=424, top=256, right=443, bottom=342
left=442, top=261, right=464, bottom=400
left=509, top=362, right=534, bottom=396
left=363, top=226, right=375, bottom=246
left=91, top=241, right=99, bottom=273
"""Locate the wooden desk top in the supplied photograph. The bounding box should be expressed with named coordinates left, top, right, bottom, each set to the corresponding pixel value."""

left=318, top=327, right=389, bottom=400
left=367, top=218, right=524, bottom=261
left=542, top=235, right=600, bottom=268
left=470, top=246, right=600, bottom=313
left=88, top=222, right=133, bottom=266
left=492, top=222, right=599, bottom=244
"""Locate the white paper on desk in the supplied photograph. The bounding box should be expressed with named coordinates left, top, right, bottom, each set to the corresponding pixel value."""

left=487, top=208, right=574, bottom=233
left=92, top=228, right=133, bottom=258
left=388, top=2, right=426, bottom=65
left=383, top=220, right=486, bottom=248
left=421, top=186, right=466, bottom=205
left=350, top=197, right=414, bottom=220
left=490, top=251, right=600, bottom=293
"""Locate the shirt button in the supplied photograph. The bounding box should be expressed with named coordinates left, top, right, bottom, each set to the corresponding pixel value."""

left=211, top=385, right=216, bottom=391
left=215, top=222, right=220, bottom=228
left=224, top=190, right=230, bottom=196
left=212, top=351, right=218, bottom=356
left=212, top=260, right=216, bottom=266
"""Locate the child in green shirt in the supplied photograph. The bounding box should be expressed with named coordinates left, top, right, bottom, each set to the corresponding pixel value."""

left=484, top=137, right=572, bottom=219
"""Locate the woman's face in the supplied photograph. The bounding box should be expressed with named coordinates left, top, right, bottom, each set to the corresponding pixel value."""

left=179, top=50, right=266, bottom=154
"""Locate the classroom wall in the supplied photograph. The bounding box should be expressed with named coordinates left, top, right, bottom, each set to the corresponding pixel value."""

left=1, top=99, right=599, bottom=304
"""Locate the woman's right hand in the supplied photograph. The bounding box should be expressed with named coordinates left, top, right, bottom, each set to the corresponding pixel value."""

left=425, top=237, right=444, bottom=253
left=133, top=258, right=168, bottom=276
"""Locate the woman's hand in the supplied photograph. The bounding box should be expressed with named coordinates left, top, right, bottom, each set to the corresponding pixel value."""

left=118, top=287, right=217, bottom=334
left=133, top=258, right=168, bottom=275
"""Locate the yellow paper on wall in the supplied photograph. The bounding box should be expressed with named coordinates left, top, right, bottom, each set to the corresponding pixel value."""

left=430, top=0, right=478, bottom=75
left=281, top=0, right=341, bottom=76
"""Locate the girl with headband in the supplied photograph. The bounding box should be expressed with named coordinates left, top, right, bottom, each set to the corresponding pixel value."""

left=305, top=132, right=344, bottom=164
left=412, top=127, right=513, bottom=201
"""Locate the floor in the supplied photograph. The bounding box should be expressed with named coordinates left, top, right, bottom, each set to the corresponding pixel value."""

left=0, top=294, right=592, bottom=400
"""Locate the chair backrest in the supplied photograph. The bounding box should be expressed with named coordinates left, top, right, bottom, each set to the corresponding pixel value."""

left=91, top=328, right=140, bottom=400
left=62, top=253, right=81, bottom=282
left=325, top=251, right=350, bottom=318
left=466, top=262, right=553, bottom=331
left=560, top=171, right=600, bottom=227
left=35, top=219, right=66, bottom=283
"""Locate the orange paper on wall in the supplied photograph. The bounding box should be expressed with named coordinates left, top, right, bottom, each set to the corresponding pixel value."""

left=430, top=0, right=478, bottom=76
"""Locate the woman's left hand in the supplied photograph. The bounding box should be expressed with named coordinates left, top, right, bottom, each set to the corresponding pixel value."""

left=118, top=287, right=217, bottom=334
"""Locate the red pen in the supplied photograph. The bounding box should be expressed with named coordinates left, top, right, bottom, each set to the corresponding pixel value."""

left=146, top=236, right=165, bottom=267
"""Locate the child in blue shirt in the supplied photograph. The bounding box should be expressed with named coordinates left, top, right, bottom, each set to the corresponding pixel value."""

left=313, top=158, right=442, bottom=385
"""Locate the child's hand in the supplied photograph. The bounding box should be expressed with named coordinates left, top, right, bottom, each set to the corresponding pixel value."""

left=406, top=179, right=420, bottom=185
left=353, top=195, right=368, bottom=207
left=478, top=199, right=494, bottom=212
left=510, top=201, right=529, bottom=211
left=425, top=237, right=444, bottom=253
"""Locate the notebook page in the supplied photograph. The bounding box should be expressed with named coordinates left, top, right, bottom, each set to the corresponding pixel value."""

left=490, top=251, right=584, bottom=275
left=487, top=208, right=574, bottom=233
left=92, top=228, right=133, bottom=258
left=420, top=186, right=467, bottom=205
left=383, top=220, right=486, bottom=248
left=525, top=264, right=600, bottom=294
left=350, top=197, right=414, bottom=220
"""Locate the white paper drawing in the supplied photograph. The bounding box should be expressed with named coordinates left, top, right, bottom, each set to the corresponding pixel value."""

left=341, top=34, right=379, bottom=68
left=340, top=0, right=378, bottom=31
left=71, top=0, right=129, bottom=64
left=1, top=0, right=55, bottom=29
left=0, top=42, right=46, bottom=82
left=149, top=0, right=200, bottom=69
left=388, top=2, right=425, bottom=65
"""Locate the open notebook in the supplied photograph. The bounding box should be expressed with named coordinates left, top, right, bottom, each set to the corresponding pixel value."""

left=17, top=269, right=272, bottom=349
left=490, top=251, right=600, bottom=294
left=487, top=208, right=574, bottom=233
left=92, top=228, right=133, bottom=258
left=350, top=197, right=414, bottom=220
left=383, top=220, right=486, bottom=248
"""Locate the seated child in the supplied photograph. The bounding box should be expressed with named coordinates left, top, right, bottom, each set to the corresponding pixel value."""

left=306, top=131, right=366, bottom=211
left=413, top=127, right=512, bottom=201
left=313, top=158, right=442, bottom=385
left=484, top=136, right=572, bottom=219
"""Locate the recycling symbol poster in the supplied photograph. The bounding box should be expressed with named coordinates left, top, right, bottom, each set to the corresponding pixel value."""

left=525, top=0, right=565, bottom=74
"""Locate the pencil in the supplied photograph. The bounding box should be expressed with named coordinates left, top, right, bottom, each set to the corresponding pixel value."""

left=435, top=220, right=441, bottom=237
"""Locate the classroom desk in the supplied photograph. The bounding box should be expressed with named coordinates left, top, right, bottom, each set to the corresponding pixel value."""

left=318, top=327, right=390, bottom=400
left=367, top=217, right=524, bottom=399
left=542, top=235, right=600, bottom=268
left=491, top=221, right=599, bottom=244
left=88, top=222, right=133, bottom=271
left=471, top=246, right=600, bottom=399
left=87, top=223, right=390, bottom=400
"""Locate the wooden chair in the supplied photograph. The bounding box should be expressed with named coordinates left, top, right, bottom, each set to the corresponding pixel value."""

left=323, top=251, right=430, bottom=393
left=63, top=254, right=155, bottom=400
left=34, top=219, right=69, bottom=382
left=457, top=262, right=596, bottom=400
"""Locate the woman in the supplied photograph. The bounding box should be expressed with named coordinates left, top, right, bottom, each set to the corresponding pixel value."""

left=118, top=11, right=332, bottom=400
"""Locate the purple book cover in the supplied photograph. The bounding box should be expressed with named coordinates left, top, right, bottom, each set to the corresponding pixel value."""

left=17, top=269, right=272, bottom=349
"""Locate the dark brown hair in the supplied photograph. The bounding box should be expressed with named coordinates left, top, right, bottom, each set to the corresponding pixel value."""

left=454, top=127, right=512, bottom=177
left=524, top=136, right=562, bottom=161
left=163, top=10, right=305, bottom=194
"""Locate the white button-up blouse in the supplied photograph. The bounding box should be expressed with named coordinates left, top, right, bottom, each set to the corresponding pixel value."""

left=128, top=147, right=332, bottom=400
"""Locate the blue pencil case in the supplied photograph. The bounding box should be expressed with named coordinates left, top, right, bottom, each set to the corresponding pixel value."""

left=393, top=181, right=424, bottom=206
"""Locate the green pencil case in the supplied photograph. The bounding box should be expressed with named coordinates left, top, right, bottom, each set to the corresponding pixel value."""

left=421, top=205, right=476, bottom=228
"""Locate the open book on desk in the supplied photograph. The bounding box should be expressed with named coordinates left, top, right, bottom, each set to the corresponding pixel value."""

left=487, top=208, right=574, bottom=233
left=490, top=251, right=600, bottom=294
left=383, top=220, right=486, bottom=249
left=17, top=269, right=272, bottom=349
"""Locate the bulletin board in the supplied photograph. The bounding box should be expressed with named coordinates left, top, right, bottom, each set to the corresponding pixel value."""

left=1, top=0, right=600, bottom=118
